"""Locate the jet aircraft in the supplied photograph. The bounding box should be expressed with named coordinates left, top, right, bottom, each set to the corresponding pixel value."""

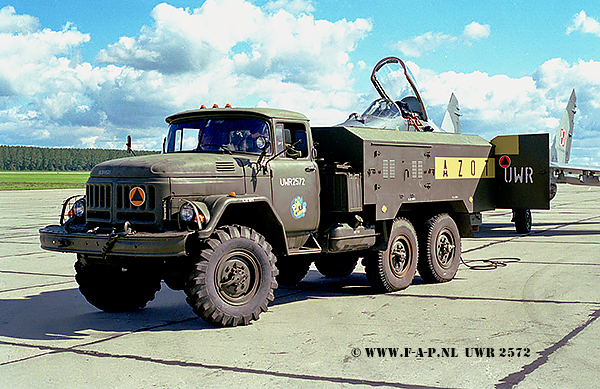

left=549, top=89, right=600, bottom=199
left=338, top=57, right=460, bottom=133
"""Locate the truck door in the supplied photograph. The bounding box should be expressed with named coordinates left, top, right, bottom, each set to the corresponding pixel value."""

left=269, top=122, right=320, bottom=247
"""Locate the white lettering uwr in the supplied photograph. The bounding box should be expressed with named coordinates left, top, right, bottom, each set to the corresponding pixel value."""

left=504, top=167, right=534, bottom=184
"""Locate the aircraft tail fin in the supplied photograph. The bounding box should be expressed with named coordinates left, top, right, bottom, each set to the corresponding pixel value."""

left=550, top=89, right=576, bottom=164
left=441, top=93, right=461, bottom=133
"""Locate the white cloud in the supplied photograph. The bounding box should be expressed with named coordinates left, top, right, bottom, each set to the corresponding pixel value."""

left=264, top=0, right=315, bottom=14
left=1, top=5, right=600, bottom=166
left=0, top=6, right=38, bottom=34
left=0, top=2, right=371, bottom=149
left=567, top=10, right=600, bottom=37
left=412, top=57, right=600, bottom=165
left=463, top=21, right=491, bottom=41
left=395, top=21, right=490, bottom=58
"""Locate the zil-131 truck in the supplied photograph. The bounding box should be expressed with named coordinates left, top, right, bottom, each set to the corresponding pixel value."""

left=39, top=57, right=550, bottom=326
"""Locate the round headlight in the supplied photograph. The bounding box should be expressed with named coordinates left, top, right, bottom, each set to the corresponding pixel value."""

left=73, top=198, right=85, bottom=218
left=180, top=203, right=195, bottom=222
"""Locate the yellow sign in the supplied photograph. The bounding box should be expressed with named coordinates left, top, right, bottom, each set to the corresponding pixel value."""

left=435, top=158, right=495, bottom=179
left=129, top=187, right=146, bottom=207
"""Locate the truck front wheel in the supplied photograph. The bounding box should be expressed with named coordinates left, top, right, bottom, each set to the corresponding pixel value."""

left=74, top=256, right=162, bottom=312
left=417, top=214, right=461, bottom=283
left=363, top=218, right=418, bottom=292
left=185, top=226, right=278, bottom=327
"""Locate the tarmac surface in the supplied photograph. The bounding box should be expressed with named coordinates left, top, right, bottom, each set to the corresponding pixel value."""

left=1, top=185, right=599, bottom=388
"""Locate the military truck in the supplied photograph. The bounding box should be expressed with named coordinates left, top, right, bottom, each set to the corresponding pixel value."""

left=39, top=57, right=550, bottom=327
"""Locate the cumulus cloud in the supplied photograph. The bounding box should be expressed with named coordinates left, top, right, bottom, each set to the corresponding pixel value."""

left=1, top=4, right=600, bottom=165
left=0, top=2, right=371, bottom=149
left=395, top=21, right=490, bottom=58
left=264, top=0, right=315, bottom=14
left=463, top=21, right=491, bottom=41
left=411, top=58, right=600, bottom=166
left=567, top=10, right=600, bottom=37
left=0, top=5, right=38, bottom=33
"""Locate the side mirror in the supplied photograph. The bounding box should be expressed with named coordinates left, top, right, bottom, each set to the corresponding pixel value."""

left=256, top=135, right=269, bottom=152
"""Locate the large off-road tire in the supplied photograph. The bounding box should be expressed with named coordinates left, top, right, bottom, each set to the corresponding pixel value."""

left=513, top=209, right=532, bottom=234
left=314, top=252, right=359, bottom=278
left=185, top=226, right=278, bottom=327
left=362, top=218, right=418, bottom=292
left=275, top=256, right=312, bottom=285
left=74, top=256, right=162, bottom=312
left=417, top=214, right=461, bottom=283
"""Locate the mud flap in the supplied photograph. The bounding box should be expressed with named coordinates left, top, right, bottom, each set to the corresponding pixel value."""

left=491, top=134, right=550, bottom=210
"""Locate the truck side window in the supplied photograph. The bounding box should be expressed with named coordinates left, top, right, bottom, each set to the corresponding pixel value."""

left=281, top=123, right=308, bottom=159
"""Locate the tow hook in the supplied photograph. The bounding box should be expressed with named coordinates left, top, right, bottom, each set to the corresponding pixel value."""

left=101, top=221, right=134, bottom=260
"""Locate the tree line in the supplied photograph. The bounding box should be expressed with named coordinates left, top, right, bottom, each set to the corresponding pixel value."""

left=0, top=145, right=158, bottom=171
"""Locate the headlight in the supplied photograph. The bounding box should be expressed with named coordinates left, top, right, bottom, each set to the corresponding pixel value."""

left=73, top=198, right=85, bottom=218
left=61, top=195, right=86, bottom=225
left=180, top=203, right=195, bottom=222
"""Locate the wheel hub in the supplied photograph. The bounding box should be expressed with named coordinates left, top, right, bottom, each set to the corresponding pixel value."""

left=390, top=238, right=410, bottom=276
left=216, top=252, right=259, bottom=305
left=436, top=229, right=455, bottom=267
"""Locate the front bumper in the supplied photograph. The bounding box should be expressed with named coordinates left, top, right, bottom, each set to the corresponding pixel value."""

left=39, top=225, right=193, bottom=257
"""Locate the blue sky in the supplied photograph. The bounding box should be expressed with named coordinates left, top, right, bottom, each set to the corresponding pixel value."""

left=2, top=0, right=600, bottom=165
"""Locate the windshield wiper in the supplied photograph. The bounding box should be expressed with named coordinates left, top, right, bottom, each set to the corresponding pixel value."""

left=201, top=144, right=233, bottom=154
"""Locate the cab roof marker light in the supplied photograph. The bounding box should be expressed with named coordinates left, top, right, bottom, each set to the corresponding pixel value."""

left=213, top=104, right=219, bottom=108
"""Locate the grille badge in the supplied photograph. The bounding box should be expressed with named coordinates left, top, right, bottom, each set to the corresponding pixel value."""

left=129, top=187, right=146, bottom=207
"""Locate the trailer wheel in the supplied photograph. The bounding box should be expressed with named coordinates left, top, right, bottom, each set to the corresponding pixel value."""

left=513, top=209, right=532, bottom=234
left=363, top=218, right=418, bottom=292
left=185, top=226, right=278, bottom=327
left=418, top=214, right=461, bottom=283
left=314, top=253, right=359, bottom=278
left=275, top=256, right=312, bottom=285
left=74, top=257, right=161, bottom=312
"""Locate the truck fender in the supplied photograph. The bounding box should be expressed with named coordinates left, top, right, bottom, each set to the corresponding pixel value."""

left=196, top=195, right=289, bottom=256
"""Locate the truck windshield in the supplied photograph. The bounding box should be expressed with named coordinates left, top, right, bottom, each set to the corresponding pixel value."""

left=165, top=118, right=271, bottom=154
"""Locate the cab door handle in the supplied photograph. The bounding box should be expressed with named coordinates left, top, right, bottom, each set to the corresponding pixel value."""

left=305, top=166, right=316, bottom=173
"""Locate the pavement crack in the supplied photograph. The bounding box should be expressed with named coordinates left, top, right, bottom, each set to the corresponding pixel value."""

left=0, top=280, right=74, bottom=294
left=496, top=306, right=600, bottom=389
left=0, top=339, right=453, bottom=389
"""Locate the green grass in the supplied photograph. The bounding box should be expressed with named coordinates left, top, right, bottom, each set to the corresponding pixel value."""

left=0, top=171, right=89, bottom=190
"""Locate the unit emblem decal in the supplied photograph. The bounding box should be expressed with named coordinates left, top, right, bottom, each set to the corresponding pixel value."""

left=291, top=196, right=307, bottom=219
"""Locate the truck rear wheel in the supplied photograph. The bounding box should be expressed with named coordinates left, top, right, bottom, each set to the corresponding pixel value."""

left=275, top=256, right=312, bottom=285
left=74, top=257, right=162, bottom=312
left=417, top=214, right=461, bottom=283
left=363, top=218, right=418, bottom=292
left=185, top=226, right=278, bottom=327
left=315, top=253, right=359, bottom=278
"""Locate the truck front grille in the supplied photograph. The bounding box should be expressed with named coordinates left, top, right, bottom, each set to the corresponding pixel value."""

left=87, top=183, right=112, bottom=209
left=115, top=184, right=156, bottom=211
left=86, top=183, right=159, bottom=228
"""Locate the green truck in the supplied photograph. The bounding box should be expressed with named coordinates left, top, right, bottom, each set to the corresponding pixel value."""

left=39, top=57, right=550, bottom=326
